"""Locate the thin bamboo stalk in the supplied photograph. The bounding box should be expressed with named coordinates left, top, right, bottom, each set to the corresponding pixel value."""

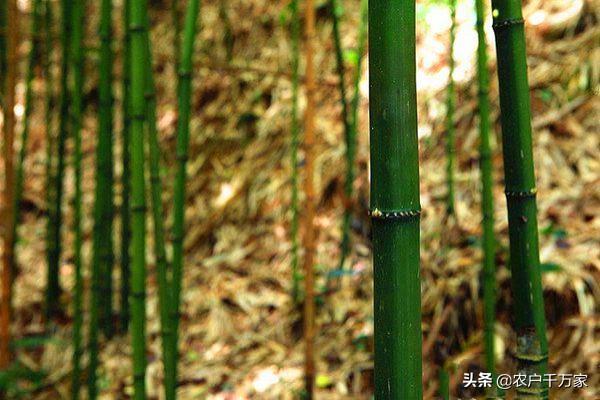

left=289, top=0, right=301, bottom=303
left=338, top=0, right=367, bottom=271
left=475, top=0, right=497, bottom=394
left=89, top=0, right=115, bottom=395
left=446, top=0, right=457, bottom=216
left=47, top=0, right=73, bottom=318
left=13, top=0, right=43, bottom=279
left=369, top=0, right=423, bottom=398
left=302, top=0, right=317, bottom=396
left=438, top=368, right=449, bottom=400
left=119, top=0, right=132, bottom=334
left=128, top=0, right=148, bottom=395
left=140, top=11, right=175, bottom=398
left=167, top=1, right=201, bottom=397
left=0, top=0, right=19, bottom=371
left=0, top=0, right=6, bottom=100
left=69, top=0, right=85, bottom=395
left=491, top=1, right=548, bottom=398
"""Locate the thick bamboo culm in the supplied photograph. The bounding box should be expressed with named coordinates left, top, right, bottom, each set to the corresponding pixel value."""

left=167, top=0, right=201, bottom=398
left=491, top=0, right=549, bottom=398
left=0, top=0, right=19, bottom=370
left=46, top=0, right=72, bottom=318
left=69, top=0, right=85, bottom=395
left=369, top=0, right=423, bottom=398
left=475, top=0, right=497, bottom=393
left=120, top=0, right=132, bottom=334
left=302, top=0, right=317, bottom=396
left=289, top=0, right=301, bottom=302
left=445, top=0, right=457, bottom=216
left=13, top=0, right=43, bottom=273
left=128, top=0, right=148, bottom=395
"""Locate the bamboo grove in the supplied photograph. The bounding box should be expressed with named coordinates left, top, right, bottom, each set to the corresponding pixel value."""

left=0, top=0, right=562, bottom=397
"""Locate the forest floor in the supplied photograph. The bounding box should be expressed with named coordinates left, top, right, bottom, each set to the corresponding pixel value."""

left=3, top=0, right=599, bottom=398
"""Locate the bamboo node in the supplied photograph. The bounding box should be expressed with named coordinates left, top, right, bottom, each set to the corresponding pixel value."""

left=369, top=208, right=421, bottom=220
left=505, top=188, right=537, bottom=198
left=492, top=18, right=524, bottom=31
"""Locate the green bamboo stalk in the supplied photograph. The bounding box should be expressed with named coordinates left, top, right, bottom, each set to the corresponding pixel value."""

left=141, top=13, right=175, bottom=397
left=445, top=0, right=456, bottom=217
left=289, top=0, right=301, bottom=303
left=167, top=1, right=201, bottom=397
left=69, top=0, right=85, bottom=395
left=88, top=0, right=115, bottom=395
left=43, top=0, right=56, bottom=310
left=97, top=0, right=116, bottom=341
left=129, top=0, right=148, bottom=395
left=13, top=0, right=43, bottom=278
left=172, top=0, right=180, bottom=68
left=369, top=0, right=423, bottom=398
left=338, top=0, right=367, bottom=271
left=46, top=0, right=72, bottom=318
left=438, top=368, right=450, bottom=400
left=491, top=1, right=548, bottom=398
left=119, top=0, right=131, bottom=334
left=475, top=0, right=497, bottom=394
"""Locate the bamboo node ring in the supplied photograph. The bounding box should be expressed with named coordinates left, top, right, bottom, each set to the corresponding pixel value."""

left=505, top=188, right=537, bottom=198
left=369, top=208, right=421, bottom=220
left=492, top=18, right=524, bottom=31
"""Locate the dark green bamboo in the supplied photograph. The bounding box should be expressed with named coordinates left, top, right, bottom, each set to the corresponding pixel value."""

left=46, top=0, right=72, bottom=318
left=338, top=0, right=367, bottom=270
left=475, top=0, right=497, bottom=394
left=289, top=0, right=301, bottom=302
left=445, top=0, right=456, bottom=216
left=172, top=0, right=180, bottom=68
left=69, top=0, right=84, bottom=395
left=119, top=0, right=131, bottom=334
left=89, top=0, right=115, bottom=395
left=13, top=0, right=43, bottom=275
left=128, top=0, right=148, bottom=396
left=369, top=0, right=423, bottom=398
left=43, top=0, right=56, bottom=305
left=491, top=1, right=548, bottom=398
left=141, top=14, right=175, bottom=398
left=167, top=0, right=201, bottom=397
left=438, top=368, right=449, bottom=400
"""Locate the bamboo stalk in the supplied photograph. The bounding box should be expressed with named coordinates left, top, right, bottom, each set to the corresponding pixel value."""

left=119, top=0, right=132, bottom=334
left=13, top=0, right=43, bottom=280
left=69, top=0, right=85, bottom=394
left=369, top=0, right=423, bottom=398
left=140, top=12, right=175, bottom=398
left=128, top=0, right=148, bottom=395
left=47, top=0, right=73, bottom=319
left=491, top=1, right=548, bottom=398
left=167, top=0, right=201, bottom=397
left=0, top=0, right=6, bottom=100
left=446, top=0, right=457, bottom=217
left=0, top=0, right=19, bottom=371
left=475, top=0, right=497, bottom=394
left=289, top=0, right=301, bottom=303
left=302, top=0, right=317, bottom=396
left=89, top=0, right=115, bottom=394
left=438, top=368, right=450, bottom=400
left=338, top=0, right=367, bottom=271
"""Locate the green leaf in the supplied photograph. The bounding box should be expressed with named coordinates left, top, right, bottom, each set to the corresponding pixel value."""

left=316, top=374, right=333, bottom=388
left=343, top=49, right=359, bottom=66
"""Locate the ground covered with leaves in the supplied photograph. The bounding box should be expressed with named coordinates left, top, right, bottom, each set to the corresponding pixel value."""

left=4, top=0, right=599, bottom=398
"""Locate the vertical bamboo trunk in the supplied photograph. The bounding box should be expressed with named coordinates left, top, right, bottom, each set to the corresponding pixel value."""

left=0, top=0, right=19, bottom=370
left=369, top=0, right=423, bottom=398
left=172, top=0, right=180, bottom=68
left=438, top=368, right=450, bottom=400
left=43, top=0, right=56, bottom=315
left=475, top=0, right=497, bottom=392
left=339, top=0, right=367, bottom=271
left=89, top=0, right=115, bottom=395
left=119, top=0, right=132, bottom=334
left=491, top=1, right=548, bottom=398
left=302, top=0, right=316, bottom=396
left=140, top=11, right=175, bottom=397
left=129, top=0, right=148, bottom=396
left=69, top=0, right=85, bottom=395
left=47, top=0, right=72, bottom=318
left=289, top=0, right=300, bottom=302
left=445, top=0, right=456, bottom=216
left=13, top=0, right=43, bottom=269
left=167, top=1, right=201, bottom=397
